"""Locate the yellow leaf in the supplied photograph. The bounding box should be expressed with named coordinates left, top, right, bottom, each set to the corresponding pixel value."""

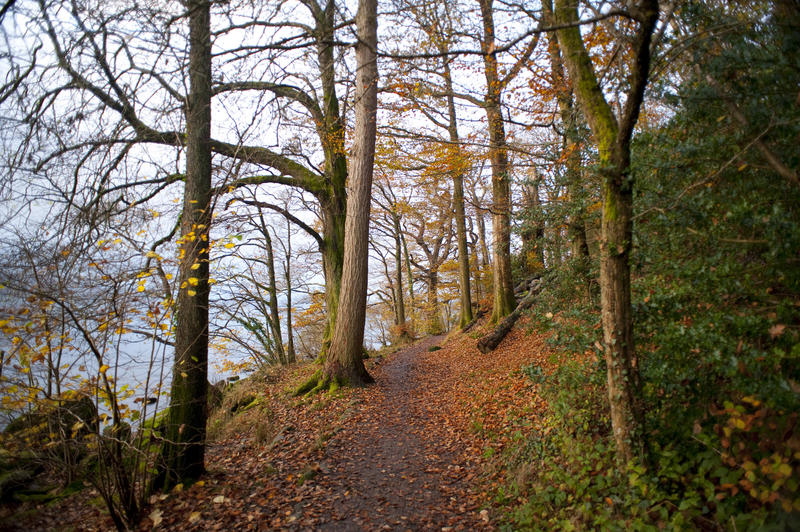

left=137, top=285, right=145, bottom=292
left=188, top=277, right=199, bottom=286
left=224, top=242, right=235, bottom=249
left=165, top=273, right=173, bottom=280
left=191, top=263, right=200, bottom=270
left=189, top=511, right=202, bottom=523
left=187, top=289, right=197, bottom=296
left=99, top=364, right=109, bottom=374
left=145, top=251, right=161, bottom=259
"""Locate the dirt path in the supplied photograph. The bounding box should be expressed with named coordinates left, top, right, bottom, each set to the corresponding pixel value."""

left=308, top=335, right=488, bottom=531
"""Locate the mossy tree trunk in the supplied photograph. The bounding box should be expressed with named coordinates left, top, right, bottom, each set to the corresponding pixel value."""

left=314, top=0, right=349, bottom=360
left=554, top=0, right=659, bottom=465
left=157, top=0, right=212, bottom=490
left=478, top=0, right=516, bottom=323
left=311, top=0, right=378, bottom=392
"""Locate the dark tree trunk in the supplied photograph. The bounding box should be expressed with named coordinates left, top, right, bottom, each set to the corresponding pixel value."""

left=157, top=0, right=212, bottom=489
left=521, top=180, right=545, bottom=272
left=425, top=272, right=444, bottom=335
left=263, top=226, right=286, bottom=364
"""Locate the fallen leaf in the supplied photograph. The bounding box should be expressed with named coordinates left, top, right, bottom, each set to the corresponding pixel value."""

left=150, top=509, right=163, bottom=527
left=769, top=324, right=786, bottom=338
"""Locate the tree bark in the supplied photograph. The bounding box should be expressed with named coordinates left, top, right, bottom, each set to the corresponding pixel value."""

left=478, top=0, right=516, bottom=323
left=157, top=0, right=212, bottom=489
left=402, top=229, right=415, bottom=326
left=441, top=60, right=474, bottom=328
left=477, top=281, right=541, bottom=353
left=425, top=272, right=444, bottom=335
left=319, top=0, right=378, bottom=389
left=285, top=217, right=296, bottom=364
left=262, top=225, right=286, bottom=364
left=392, top=213, right=407, bottom=329
left=316, top=1, right=348, bottom=359
left=554, top=0, right=658, bottom=465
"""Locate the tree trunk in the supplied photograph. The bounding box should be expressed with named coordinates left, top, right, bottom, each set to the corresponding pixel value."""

left=392, top=213, right=408, bottom=334
left=477, top=281, right=541, bottom=353
left=285, top=218, right=296, bottom=363
left=157, top=0, right=212, bottom=489
left=521, top=179, right=545, bottom=272
left=478, top=0, right=516, bottom=323
left=425, top=272, right=444, bottom=335
left=402, top=229, right=415, bottom=329
left=263, top=227, right=285, bottom=364
left=554, top=0, right=658, bottom=464
left=443, top=61, right=473, bottom=328
left=315, top=0, right=348, bottom=360
left=319, top=0, right=378, bottom=389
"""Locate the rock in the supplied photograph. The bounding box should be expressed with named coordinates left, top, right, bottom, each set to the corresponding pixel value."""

left=0, top=452, right=44, bottom=502
left=4, top=395, right=98, bottom=442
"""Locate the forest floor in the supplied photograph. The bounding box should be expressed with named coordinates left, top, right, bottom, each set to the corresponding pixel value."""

left=2, top=319, right=553, bottom=531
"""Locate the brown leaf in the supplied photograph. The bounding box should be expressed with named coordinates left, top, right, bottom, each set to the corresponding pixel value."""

left=769, top=324, right=786, bottom=338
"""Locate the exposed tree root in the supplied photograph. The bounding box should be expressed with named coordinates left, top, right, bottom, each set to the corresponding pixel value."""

left=294, top=369, right=335, bottom=396
left=294, top=363, right=372, bottom=396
